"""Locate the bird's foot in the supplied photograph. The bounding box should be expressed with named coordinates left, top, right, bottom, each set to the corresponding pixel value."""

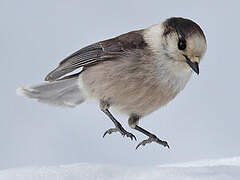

left=136, top=135, right=170, bottom=149
left=103, top=125, right=137, bottom=141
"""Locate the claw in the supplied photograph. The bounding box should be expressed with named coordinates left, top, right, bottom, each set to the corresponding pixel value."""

left=136, top=137, right=170, bottom=149
left=103, top=127, right=137, bottom=141
left=124, top=131, right=137, bottom=141
left=103, top=128, right=119, bottom=138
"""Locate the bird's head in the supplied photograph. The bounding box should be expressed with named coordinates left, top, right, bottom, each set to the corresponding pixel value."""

left=144, top=17, right=207, bottom=74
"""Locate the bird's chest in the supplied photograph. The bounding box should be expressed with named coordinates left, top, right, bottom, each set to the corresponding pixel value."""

left=157, top=66, right=192, bottom=96
left=82, top=58, right=192, bottom=116
left=113, top=64, right=192, bottom=116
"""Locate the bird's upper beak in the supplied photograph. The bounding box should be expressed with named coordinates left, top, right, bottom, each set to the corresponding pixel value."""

left=184, top=55, right=200, bottom=75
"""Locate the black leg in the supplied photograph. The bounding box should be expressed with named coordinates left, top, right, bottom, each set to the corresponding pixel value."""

left=134, top=125, right=170, bottom=149
left=102, top=109, right=122, bottom=129
left=128, top=114, right=169, bottom=149
left=100, top=100, right=136, bottom=141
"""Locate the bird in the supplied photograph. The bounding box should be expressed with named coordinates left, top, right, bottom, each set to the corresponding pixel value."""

left=17, top=17, right=207, bottom=149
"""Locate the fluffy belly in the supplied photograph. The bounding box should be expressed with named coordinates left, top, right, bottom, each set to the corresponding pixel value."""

left=112, top=85, right=177, bottom=116
left=80, top=59, right=188, bottom=117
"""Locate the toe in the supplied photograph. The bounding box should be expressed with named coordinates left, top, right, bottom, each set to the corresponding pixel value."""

left=136, top=137, right=170, bottom=149
left=103, top=130, right=110, bottom=138
left=155, top=138, right=170, bottom=148
left=162, top=141, right=170, bottom=149
left=135, top=139, right=149, bottom=149
left=102, top=128, right=118, bottom=138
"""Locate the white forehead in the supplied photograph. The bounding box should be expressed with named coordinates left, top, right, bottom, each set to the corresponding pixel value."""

left=143, top=23, right=207, bottom=58
left=186, top=33, right=207, bottom=57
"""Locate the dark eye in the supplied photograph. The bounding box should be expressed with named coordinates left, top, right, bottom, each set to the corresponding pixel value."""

left=178, top=40, right=186, bottom=50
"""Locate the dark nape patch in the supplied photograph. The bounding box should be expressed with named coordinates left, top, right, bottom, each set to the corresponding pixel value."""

left=163, top=17, right=206, bottom=40
left=116, top=30, right=148, bottom=50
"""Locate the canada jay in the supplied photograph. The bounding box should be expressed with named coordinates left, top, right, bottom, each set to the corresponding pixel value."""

left=17, top=17, right=207, bottom=149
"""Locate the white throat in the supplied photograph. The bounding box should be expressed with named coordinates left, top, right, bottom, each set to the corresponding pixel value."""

left=144, top=23, right=192, bottom=93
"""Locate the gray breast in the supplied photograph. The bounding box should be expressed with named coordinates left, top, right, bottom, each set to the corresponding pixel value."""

left=80, top=52, right=192, bottom=117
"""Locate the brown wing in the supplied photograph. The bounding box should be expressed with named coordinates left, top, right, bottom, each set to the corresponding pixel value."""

left=45, top=30, right=147, bottom=81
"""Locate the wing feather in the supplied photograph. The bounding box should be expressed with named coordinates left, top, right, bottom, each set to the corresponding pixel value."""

left=45, top=30, right=147, bottom=81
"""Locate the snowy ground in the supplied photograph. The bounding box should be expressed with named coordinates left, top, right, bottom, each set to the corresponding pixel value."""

left=0, top=157, right=240, bottom=180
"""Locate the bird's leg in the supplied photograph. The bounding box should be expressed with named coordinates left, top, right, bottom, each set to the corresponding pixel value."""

left=134, top=126, right=170, bottom=149
left=128, top=115, right=170, bottom=149
left=100, top=100, right=136, bottom=141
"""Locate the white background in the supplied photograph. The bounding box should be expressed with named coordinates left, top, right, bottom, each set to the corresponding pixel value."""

left=0, top=0, right=240, bottom=170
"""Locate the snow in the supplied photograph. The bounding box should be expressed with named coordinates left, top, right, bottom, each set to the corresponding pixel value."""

left=0, top=157, right=240, bottom=180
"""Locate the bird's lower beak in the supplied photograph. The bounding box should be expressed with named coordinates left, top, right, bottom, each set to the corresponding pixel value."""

left=184, top=55, right=200, bottom=75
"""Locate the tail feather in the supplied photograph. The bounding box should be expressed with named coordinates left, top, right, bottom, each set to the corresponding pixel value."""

left=17, top=77, right=85, bottom=107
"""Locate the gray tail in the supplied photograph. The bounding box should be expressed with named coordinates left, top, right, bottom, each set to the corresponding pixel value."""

left=16, top=77, right=85, bottom=107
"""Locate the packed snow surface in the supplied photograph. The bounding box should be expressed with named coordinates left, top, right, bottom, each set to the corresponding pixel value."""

left=0, top=157, right=240, bottom=180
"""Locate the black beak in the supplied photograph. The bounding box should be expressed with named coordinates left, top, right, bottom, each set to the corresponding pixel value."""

left=184, top=55, right=199, bottom=75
